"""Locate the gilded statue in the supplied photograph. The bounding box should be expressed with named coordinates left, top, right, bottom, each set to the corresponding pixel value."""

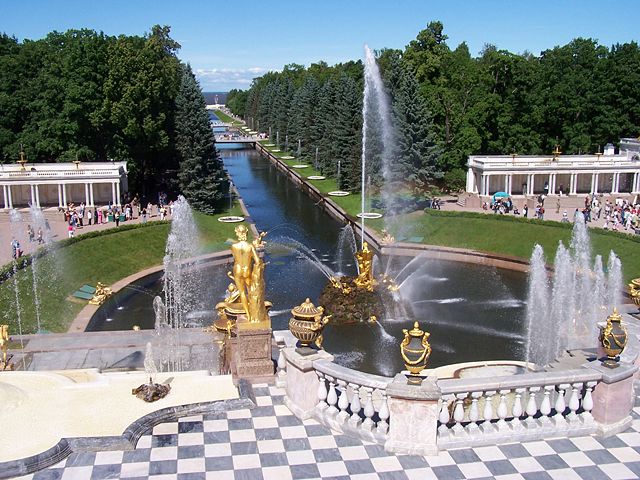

left=354, top=242, right=376, bottom=292
left=0, top=324, right=13, bottom=370
left=230, top=225, right=268, bottom=323
left=89, top=282, right=113, bottom=306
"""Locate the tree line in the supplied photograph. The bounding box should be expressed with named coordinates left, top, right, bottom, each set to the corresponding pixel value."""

left=0, top=26, right=227, bottom=212
left=227, top=21, right=640, bottom=193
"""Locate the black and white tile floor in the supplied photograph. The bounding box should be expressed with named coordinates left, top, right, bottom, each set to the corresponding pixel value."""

left=13, top=384, right=640, bottom=480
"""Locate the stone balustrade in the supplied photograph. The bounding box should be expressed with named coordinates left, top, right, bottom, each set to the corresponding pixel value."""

left=276, top=330, right=638, bottom=455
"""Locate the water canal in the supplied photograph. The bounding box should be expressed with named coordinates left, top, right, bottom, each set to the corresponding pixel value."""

left=89, top=143, right=529, bottom=376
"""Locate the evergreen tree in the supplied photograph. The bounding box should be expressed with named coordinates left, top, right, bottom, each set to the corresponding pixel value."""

left=393, top=61, right=440, bottom=196
left=175, top=63, right=227, bottom=213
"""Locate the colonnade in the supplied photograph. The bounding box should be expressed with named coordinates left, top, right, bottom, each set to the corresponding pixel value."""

left=2, top=181, right=121, bottom=209
left=476, top=171, right=640, bottom=196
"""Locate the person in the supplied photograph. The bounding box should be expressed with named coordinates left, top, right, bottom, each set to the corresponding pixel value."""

left=561, top=210, right=569, bottom=223
left=114, top=210, right=120, bottom=227
left=523, top=204, right=528, bottom=218
left=556, top=197, right=561, bottom=214
left=87, top=209, right=92, bottom=226
left=141, top=207, right=147, bottom=223
left=27, top=225, right=34, bottom=243
left=37, top=227, right=43, bottom=244
left=68, top=223, right=74, bottom=238
left=97, top=209, right=103, bottom=224
left=94, top=209, right=98, bottom=225
left=11, top=239, right=22, bottom=259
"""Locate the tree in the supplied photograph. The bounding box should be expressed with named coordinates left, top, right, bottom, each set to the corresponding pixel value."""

left=175, top=64, right=227, bottom=213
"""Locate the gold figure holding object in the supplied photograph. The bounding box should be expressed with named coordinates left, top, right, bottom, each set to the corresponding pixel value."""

left=380, top=229, right=395, bottom=245
left=400, top=321, right=432, bottom=384
left=354, top=242, right=376, bottom=292
left=89, top=282, right=113, bottom=306
left=628, top=278, right=640, bottom=310
left=599, top=308, right=628, bottom=368
left=0, top=325, right=14, bottom=371
left=229, top=225, right=269, bottom=324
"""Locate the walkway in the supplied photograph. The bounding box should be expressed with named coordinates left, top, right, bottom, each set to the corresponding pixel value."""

left=14, top=382, right=640, bottom=480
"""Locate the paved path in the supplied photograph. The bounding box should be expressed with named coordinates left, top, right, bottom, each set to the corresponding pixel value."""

left=14, top=382, right=640, bottom=480
left=0, top=206, right=168, bottom=266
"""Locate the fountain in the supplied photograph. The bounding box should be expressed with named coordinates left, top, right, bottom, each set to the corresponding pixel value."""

left=525, top=213, right=623, bottom=366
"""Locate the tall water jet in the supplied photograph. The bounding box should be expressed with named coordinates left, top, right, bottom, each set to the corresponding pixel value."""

left=361, top=45, right=394, bottom=246
left=607, top=251, right=623, bottom=311
left=159, top=196, right=201, bottom=371
left=524, top=245, right=551, bottom=365
left=336, top=225, right=357, bottom=275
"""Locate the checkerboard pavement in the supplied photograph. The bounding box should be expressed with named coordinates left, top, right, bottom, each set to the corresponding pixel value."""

left=12, top=384, right=640, bottom=480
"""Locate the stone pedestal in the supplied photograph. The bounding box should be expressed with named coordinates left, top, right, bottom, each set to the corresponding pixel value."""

left=232, top=317, right=273, bottom=380
left=283, top=347, right=333, bottom=419
left=384, top=374, right=441, bottom=456
left=588, top=363, right=637, bottom=435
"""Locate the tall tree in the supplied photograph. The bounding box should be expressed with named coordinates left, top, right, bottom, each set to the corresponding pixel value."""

left=175, top=64, right=227, bottom=213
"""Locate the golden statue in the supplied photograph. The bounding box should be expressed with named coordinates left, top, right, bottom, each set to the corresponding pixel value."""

left=0, top=324, right=13, bottom=371
left=380, top=229, right=395, bottom=245
left=89, top=282, right=113, bottom=305
left=230, top=225, right=269, bottom=324
left=354, top=242, right=376, bottom=292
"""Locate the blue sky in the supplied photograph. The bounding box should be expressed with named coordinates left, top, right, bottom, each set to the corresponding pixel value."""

left=1, top=0, right=638, bottom=91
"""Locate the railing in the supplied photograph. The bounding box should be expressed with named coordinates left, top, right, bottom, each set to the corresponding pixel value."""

left=436, top=369, right=601, bottom=448
left=314, top=359, right=392, bottom=444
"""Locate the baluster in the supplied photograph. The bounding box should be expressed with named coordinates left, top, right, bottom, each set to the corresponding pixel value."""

left=377, top=391, right=390, bottom=435
left=276, top=348, right=286, bottom=387
left=362, top=387, right=375, bottom=431
left=496, top=389, right=509, bottom=430
left=581, top=381, right=596, bottom=424
left=337, top=380, right=350, bottom=423
left=525, top=386, right=540, bottom=429
left=348, top=384, right=362, bottom=428
left=452, top=393, right=467, bottom=435
left=438, top=395, right=453, bottom=438
left=466, top=391, right=481, bottom=435
left=539, top=385, right=553, bottom=425
left=511, top=388, right=525, bottom=430
left=326, top=376, right=339, bottom=415
left=316, top=372, right=328, bottom=412
left=553, top=384, right=568, bottom=428
left=481, top=390, right=496, bottom=434
left=567, top=382, right=582, bottom=424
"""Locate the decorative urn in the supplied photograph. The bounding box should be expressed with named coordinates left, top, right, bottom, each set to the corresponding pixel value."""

left=599, top=308, right=628, bottom=368
left=288, top=298, right=331, bottom=354
left=400, top=322, right=432, bottom=384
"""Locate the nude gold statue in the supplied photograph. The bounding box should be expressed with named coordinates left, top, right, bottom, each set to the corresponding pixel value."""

left=230, top=225, right=268, bottom=324
left=354, top=241, right=376, bottom=292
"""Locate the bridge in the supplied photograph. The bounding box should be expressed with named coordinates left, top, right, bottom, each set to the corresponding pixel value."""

left=215, top=135, right=260, bottom=144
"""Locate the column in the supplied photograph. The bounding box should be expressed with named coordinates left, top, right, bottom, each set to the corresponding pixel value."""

left=504, top=174, right=509, bottom=193
left=89, top=183, right=94, bottom=207
left=634, top=172, right=640, bottom=193
left=529, top=174, right=536, bottom=195
left=570, top=174, right=576, bottom=195
left=507, top=175, right=512, bottom=195
left=84, top=183, right=90, bottom=206
left=548, top=173, right=554, bottom=195
left=115, top=181, right=121, bottom=206
left=111, top=182, right=116, bottom=205
left=550, top=174, right=556, bottom=195
left=7, top=185, right=12, bottom=209
left=613, top=173, right=620, bottom=194
left=62, top=184, right=68, bottom=206
left=2, top=185, right=7, bottom=209
left=480, top=175, right=486, bottom=195
left=30, top=184, right=35, bottom=206
left=593, top=173, right=599, bottom=194
left=466, top=168, right=475, bottom=193
left=57, top=184, right=63, bottom=208
left=34, top=184, right=40, bottom=208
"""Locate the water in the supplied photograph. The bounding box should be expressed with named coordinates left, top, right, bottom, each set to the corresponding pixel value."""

left=335, top=225, right=358, bottom=275
left=91, top=146, right=528, bottom=376
left=525, top=213, right=624, bottom=366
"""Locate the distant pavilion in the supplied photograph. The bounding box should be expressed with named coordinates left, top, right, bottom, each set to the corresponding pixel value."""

left=466, top=138, right=640, bottom=198
left=1, top=156, right=128, bottom=209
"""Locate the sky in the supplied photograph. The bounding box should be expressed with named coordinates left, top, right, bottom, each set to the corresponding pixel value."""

left=1, top=0, right=639, bottom=91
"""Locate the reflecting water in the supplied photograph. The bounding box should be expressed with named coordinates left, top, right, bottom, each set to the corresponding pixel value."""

left=90, top=146, right=528, bottom=376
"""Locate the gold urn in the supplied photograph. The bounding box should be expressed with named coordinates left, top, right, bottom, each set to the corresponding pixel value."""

left=400, top=322, right=432, bottom=384
left=288, top=298, right=331, bottom=354
left=599, top=308, right=628, bottom=368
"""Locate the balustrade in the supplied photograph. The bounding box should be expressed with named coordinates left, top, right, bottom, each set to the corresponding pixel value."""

left=437, top=371, right=601, bottom=447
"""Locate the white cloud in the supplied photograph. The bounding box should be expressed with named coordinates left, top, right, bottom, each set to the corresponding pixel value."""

left=194, top=67, right=278, bottom=90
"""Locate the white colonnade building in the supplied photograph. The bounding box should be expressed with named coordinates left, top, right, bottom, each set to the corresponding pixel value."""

left=466, top=138, right=640, bottom=198
left=1, top=161, right=128, bottom=209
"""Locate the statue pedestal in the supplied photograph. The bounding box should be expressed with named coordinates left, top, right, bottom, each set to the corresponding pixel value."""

left=232, top=316, right=274, bottom=381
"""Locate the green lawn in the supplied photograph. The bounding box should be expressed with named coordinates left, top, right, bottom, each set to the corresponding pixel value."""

left=212, top=109, right=242, bottom=126
left=0, top=206, right=246, bottom=334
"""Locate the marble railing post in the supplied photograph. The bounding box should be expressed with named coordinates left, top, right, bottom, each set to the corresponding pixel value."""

left=282, top=347, right=333, bottom=420
left=385, top=374, right=441, bottom=456
left=585, top=362, right=637, bottom=436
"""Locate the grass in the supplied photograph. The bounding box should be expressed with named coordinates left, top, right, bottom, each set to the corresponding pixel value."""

left=212, top=109, right=243, bottom=126
left=0, top=205, right=247, bottom=334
